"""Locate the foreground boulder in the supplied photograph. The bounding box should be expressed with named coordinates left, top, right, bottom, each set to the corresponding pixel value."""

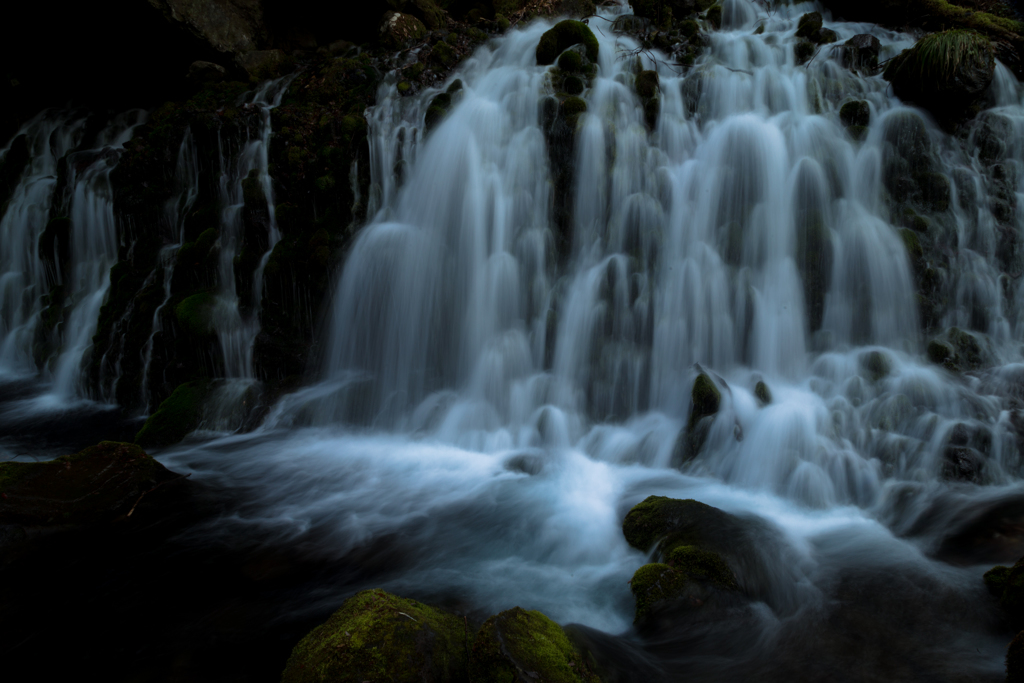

left=884, top=30, right=995, bottom=125
left=281, top=589, right=470, bottom=683
left=470, top=607, right=602, bottom=682
left=0, top=442, right=182, bottom=526
left=985, top=555, right=1024, bottom=628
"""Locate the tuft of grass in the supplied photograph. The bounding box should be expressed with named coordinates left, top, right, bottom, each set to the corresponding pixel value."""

left=884, top=29, right=992, bottom=85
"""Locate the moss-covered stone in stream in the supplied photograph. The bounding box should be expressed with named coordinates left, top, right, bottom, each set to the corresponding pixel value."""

left=281, top=589, right=470, bottom=683
left=0, top=442, right=179, bottom=525
left=629, top=563, right=689, bottom=623
left=688, top=372, right=720, bottom=430
left=706, top=4, right=722, bottom=30
left=536, top=20, right=599, bottom=65
left=754, top=380, right=772, bottom=405
left=623, top=495, right=722, bottom=552
left=135, top=381, right=210, bottom=448
left=174, top=291, right=218, bottom=338
left=469, top=606, right=601, bottom=683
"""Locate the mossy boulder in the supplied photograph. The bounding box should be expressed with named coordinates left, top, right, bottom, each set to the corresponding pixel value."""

left=469, top=606, right=601, bottom=683
left=840, top=100, right=869, bottom=128
left=282, top=589, right=469, bottom=683
left=174, top=291, right=217, bottom=338
left=623, top=495, right=736, bottom=556
left=536, top=20, right=599, bottom=65
left=135, top=381, right=209, bottom=448
left=689, top=372, right=720, bottom=430
left=859, top=350, right=893, bottom=382
left=706, top=4, right=722, bottom=29
left=624, top=497, right=742, bottom=625
left=0, top=442, right=180, bottom=526
left=884, top=30, right=994, bottom=124
left=928, top=327, right=992, bottom=372
left=984, top=556, right=1024, bottom=627
left=754, top=380, right=772, bottom=406
left=380, top=11, right=428, bottom=50
left=795, top=39, right=816, bottom=65
left=636, top=70, right=660, bottom=130
left=796, top=12, right=823, bottom=39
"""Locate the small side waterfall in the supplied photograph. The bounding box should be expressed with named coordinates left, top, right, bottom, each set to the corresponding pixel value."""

left=0, top=111, right=144, bottom=401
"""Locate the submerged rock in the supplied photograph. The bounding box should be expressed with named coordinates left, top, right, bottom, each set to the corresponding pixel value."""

left=0, top=442, right=181, bottom=527
left=884, top=30, right=995, bottom=125
left=282, top=589, right=470, bottom=683
left=754, top=380, right=772, bottom=406
left=470, top=606, right=602, bottom=682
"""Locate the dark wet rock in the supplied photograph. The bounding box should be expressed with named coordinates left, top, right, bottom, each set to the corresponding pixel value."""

left=706, top=4, right=722, bottom=30
left=972, top=111, right=1014, bottom=163
left=282, top=589, right=470, bottom=683
left=794, top=211, right=833, bottom=332
left=754, top=380, right=772, bottom=406
left=833, top=33, right=881, bottom=73
left=149, top=0, right=265, bottom=57
left=469, top=606, right=602, bottom=682
left=237, top=48, right=294, bottom=80
left=135, top=381, right=210, bottom=448
left=985, top=555, right=1024, bottom=628
left=942, top=445, right=985, bottom=482
left=859, top=350, right=892, bottom=382
left=636, top=70, right=660, bottom=130
left=884, top=30, right=995, bottom=126
left=795, top=39, right=816, bottom=65
left=387, top=0, right=448, bottom=30
left=928, top=327, right=993, bottom=372
left=612, top=14, right=652, bottom=35
left=536, top=20, right=599, bottom=65
left=672, top=372, right=721, bottom=463
left=0, top=442, right=183, bottom=527
left=187, top=60, right=227, bottom=83
left=380, top=11, right=428, bottom=49
left=840, top=100, right=869, bottom=128
left=796, top=12, right=823, bottom=39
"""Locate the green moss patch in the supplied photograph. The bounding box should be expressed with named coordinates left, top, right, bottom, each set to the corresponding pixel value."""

left=469, top=606, right=601, bottom=683
left=689, top=372, right=720, bottom=430
left=281, top=589, right=470, bottom=683
left=135, top=381, right=210, bottom=448
left=985, top=556, right=1024, bottom=627
left=754, top=380, right=772, bottom=406
left=174, top=291, right=217, bottom=338
left=536, top=20, right=599, bottom=65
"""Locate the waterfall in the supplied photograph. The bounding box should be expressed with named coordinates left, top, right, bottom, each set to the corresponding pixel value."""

left=0, top=111, right=144, bottom=401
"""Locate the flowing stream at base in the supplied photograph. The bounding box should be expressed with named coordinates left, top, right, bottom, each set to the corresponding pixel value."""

left=4, top=0, right=1024, bottom=678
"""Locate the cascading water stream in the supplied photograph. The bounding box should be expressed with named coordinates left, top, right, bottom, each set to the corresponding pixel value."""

left=1, top=0, right=1023, bottom=677
left=137, top=127, right=200, bottom=412
left=202, top=75, right=294, bottom=428
left=0, top=111, right=144, bottom=403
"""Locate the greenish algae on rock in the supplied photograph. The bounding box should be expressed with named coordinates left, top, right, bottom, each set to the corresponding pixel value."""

left=623, top=495, right=732, bottom=554
left=281, top=589, right=469, bottom=683
left=469, top=606, right=601, bottom=683
left=135, top=381, right=210, bottom=448
left=629, top=563, right=690, bottom=623
left=754, top=380, right=772, bottom=406
left=0, top=442, right=177, bottom=525
left=689, top=372, right=720, bottom=430
left=174, top=291, right=218, bottom=338
left=536, top=20, right=599, bottom=65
